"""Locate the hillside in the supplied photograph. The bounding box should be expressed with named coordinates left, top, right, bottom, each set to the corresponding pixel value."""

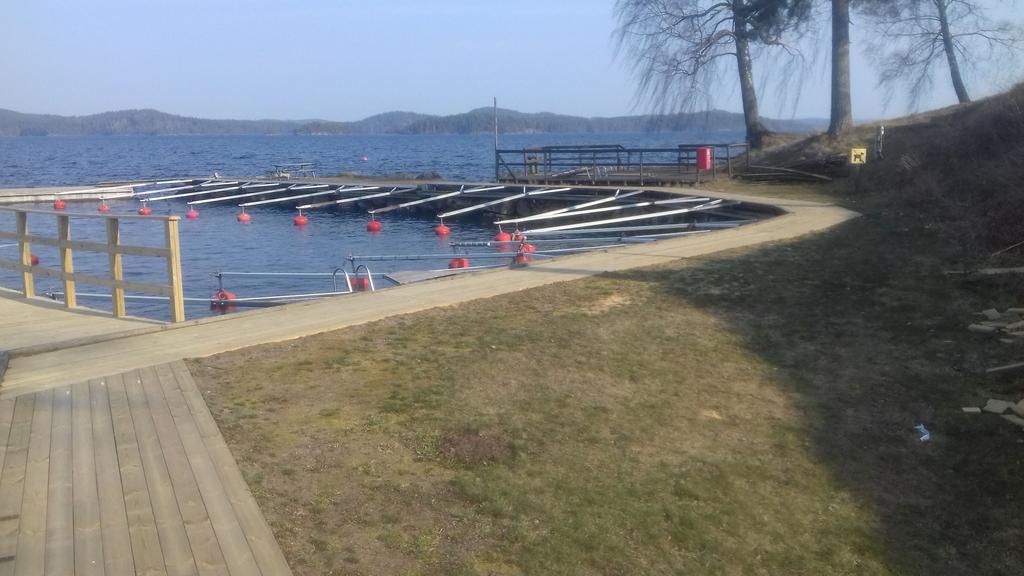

left=759, top=82, right=1024, bottom=257
left=0, top=108, right=305, bottom=136
left=0, top=106, right=827, bottom=137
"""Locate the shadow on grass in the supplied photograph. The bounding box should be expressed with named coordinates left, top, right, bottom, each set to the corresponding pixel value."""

left=609, top=214, right=1024, bottom=575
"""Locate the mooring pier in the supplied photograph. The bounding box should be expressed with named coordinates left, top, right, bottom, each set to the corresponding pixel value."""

left=494, top=143, right=751, bottom=186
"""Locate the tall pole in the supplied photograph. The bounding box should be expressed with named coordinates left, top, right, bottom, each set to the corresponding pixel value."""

left=493, top=97, right=499, bottom=181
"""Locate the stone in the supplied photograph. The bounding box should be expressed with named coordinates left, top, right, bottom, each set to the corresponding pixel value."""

left=981, top=309, right=1002, bottom=320
left=1002, top=414, right=1024, bottom=428
left=961, top=407, right=982, bottom=413
left=983, top=399, right=1013, bottom=414
left=1012, top=400, right=1024, bottom=418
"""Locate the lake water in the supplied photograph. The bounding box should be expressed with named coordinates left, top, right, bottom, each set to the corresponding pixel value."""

left=0, top=132, right=745, bottom=320
left=0, top=132, right=745, bottom=186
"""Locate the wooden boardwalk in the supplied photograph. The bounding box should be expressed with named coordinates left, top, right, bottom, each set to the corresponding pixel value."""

left=0, top=289, right=157, bottom=357
left=0, top=361, right=292, bottom=575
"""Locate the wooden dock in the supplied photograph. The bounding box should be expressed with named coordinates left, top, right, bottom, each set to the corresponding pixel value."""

left=0, top=361, right=292, bottom=575
left=0, top=186, right=136, bottom=205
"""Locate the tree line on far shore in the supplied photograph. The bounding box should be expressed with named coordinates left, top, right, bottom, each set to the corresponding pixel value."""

left=615, top=0, right=1022, bottom=147
left=0, top=106, right=826, bottom=138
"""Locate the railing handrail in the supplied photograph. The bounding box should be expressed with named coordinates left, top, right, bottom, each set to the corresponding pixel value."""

left=1, top=206, right=180, bottom=222
left=0, top=206, right=186, bottom=322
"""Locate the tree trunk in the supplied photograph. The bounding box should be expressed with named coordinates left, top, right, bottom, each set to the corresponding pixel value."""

left=828, top=0, right=853, bottom=138
left=733, top=15, right=768, bottom=148
left=935, top=0, right=970, bottom=103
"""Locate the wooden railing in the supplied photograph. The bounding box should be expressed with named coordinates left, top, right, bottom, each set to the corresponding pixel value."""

left=0, top=207, right=185, bottom=322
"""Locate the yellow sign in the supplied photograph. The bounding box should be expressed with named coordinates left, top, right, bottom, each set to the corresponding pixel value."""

left=850, top=148, right=868, bottom=164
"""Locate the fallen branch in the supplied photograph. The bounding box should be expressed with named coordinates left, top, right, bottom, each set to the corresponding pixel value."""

left=986, top=361, right=1024, bottom=374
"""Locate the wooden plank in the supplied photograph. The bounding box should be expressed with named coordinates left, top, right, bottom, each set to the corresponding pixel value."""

left=90, top=379, right=136, bottom=575
left=165, top=220, right=185, bottom=323
left=107, top=220, right=126, bottom=318
left=124, top=371, right=198, bottom=576
left=71, top=382, right=104, bottom=576
left=0, top=207, right=179, bottom=222
left=155, top=364, right=262, bottom=575
left=107, top=373, right=167, bottom=576
left=0, top=232, right=170, bottom=258
left=170, top=362, right=292, bottom=575
left=13, top=389, right=52, bottom=576
left=0, top=401, right=18, bottom=499
left=16, top=213, right=32, bottom=298
left=138, top=366, right=228, bottom=575
left=57, top=215, right=76, bottom=309
left=0, top=264, right=172, bottom=296
left=0, top=396, right=34, bottom=570
left=43, top=387, right=73, bottom=575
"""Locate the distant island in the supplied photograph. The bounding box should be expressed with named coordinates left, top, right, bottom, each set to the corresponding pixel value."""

left=0, top=107, right=826, bottom=137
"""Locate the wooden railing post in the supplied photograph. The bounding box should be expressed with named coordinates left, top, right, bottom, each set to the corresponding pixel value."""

left=164, top=218, right=185, bottom=323
left=16, top=211, right=33, bottom=298
left=57, top=214, right=76, bottom=308
left=106, top=218, right=125, bottom=317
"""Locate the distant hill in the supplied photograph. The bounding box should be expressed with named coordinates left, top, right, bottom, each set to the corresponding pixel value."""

left=0, top=108, right=305, bottom=136
left=0, top=107, right=826, bottom=137
left=293, top=111, right=435, bottom=135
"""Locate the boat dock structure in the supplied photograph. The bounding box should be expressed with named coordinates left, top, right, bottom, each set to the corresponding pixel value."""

left=494, top=143, right=751, bottom=186
left=0, top=183, right=857, bottom=575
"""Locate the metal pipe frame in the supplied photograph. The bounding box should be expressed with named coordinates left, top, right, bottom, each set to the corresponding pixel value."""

left=298, top=187, right=403, bottom=210
left=494, top=196, right=710, bottom=225
left=437, top=187, right=572, bottom=219
left=188, top=186, right=293, bottom=206
left=369, top=185, right=507, bottom=215
left=520, top=200, right=727, bottom=234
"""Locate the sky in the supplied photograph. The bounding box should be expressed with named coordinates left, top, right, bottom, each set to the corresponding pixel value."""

left=1, top=0, right=1020, bottom=122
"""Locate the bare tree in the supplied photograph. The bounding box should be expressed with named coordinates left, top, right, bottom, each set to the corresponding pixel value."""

left=829, top=0, right=854, bottom=137
left=615, top=0, right=811, bottom=148
left=864, top=0, right=1021, bottom=110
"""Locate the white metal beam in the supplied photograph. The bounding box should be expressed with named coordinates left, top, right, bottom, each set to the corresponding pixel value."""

left=520, top=200, right=725, bottom=234
left=188, top=186, right=293, bottom=205
left=369, top=185, right=507, bottom=215
left=437, top=187, right=572, bottom=219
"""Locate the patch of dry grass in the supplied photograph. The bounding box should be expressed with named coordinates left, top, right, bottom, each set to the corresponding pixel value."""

left=191, top=268, right=892, bottom=575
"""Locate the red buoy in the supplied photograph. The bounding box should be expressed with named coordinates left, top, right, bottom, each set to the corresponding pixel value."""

left=367, top=219, right=382, bottom=232
left=294, top=213, right=309, bottom=226
left=30, top=254, right=39, bottom=266
left=98, top=202, right=111, bottom=213
left=53, top=199, right=66, bottom=210
left=138, top=205, right=152, bottom=216
left=185, top=208, right=200, bottom=219
left=352, top=277, right=371, bottom=291
left=521, top=243, right=537, bottom=253
left=512, top=232, right=525, bottom=242
left=210, top=288, right=237, bottom=311
left=434, top=223, right=450, bottom=236
left=448, top=257, right=470, bottom=269
left=514, top=254, right=530, bottom=266
left=494, top=230, right=511, bottom=242
left=237, top=211, right=251, bottom=223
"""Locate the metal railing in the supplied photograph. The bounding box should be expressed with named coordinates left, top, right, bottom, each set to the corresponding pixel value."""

left=0, top=207, right=186, bottom=322
left=495, top=143, right=751, bottom=185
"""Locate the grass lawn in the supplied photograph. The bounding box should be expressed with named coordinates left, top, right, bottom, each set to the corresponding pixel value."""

left=190, top=180, right=1024, bottom=575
